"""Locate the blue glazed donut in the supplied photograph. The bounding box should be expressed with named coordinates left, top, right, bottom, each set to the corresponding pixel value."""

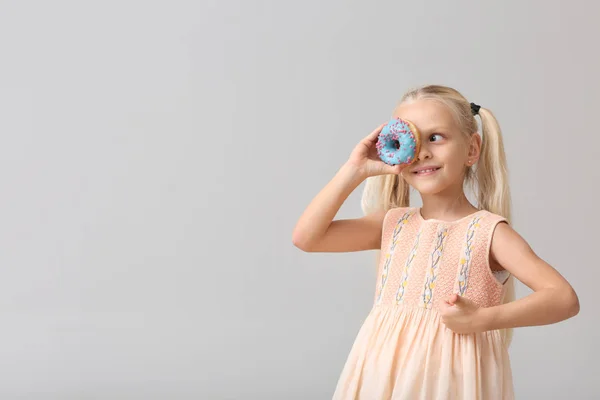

left=376, top=117, right=421, bottom=166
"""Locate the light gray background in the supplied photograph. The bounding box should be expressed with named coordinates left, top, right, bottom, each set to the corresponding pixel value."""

left=0, top=0, right=597, bottom=399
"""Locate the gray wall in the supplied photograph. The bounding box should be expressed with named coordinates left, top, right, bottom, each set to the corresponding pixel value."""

left=0, top=0, right=597, bottom=398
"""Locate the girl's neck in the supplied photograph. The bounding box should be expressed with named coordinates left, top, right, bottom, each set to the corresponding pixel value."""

left=419, top=191, right=478, bottom=222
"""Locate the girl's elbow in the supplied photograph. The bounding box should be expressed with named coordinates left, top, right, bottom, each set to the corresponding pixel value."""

left=570, top=291, right=580, bottom=318
left=565, top=287, right=580, bottom=318
left=292, top=232, right=314, bottom=252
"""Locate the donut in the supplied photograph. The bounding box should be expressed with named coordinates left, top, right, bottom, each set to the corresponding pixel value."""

left=376, top=117, right=421, bottom=166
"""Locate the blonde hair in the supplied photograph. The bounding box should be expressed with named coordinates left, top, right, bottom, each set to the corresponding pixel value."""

left=361, top=84, right=515, bottom=347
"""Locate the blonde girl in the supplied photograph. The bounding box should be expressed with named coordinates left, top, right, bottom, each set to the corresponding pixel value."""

left=292, top=84, right=580, bottom=399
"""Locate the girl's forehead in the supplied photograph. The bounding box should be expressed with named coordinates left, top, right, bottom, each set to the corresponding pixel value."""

left=392, top=100, right=456, bottom=132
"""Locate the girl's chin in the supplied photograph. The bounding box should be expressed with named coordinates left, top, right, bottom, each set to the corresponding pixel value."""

left=407, top=180, right=451, bottom=195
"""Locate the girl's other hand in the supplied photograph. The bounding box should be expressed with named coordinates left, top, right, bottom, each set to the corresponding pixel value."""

left=440, top=294, right=490, bottom=334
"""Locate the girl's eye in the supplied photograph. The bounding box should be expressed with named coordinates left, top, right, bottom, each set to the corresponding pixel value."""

left=429, top=134, right=443, bottom=142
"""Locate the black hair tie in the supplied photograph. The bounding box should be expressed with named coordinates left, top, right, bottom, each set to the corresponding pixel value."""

left=470, top=102, right=481, bottom=116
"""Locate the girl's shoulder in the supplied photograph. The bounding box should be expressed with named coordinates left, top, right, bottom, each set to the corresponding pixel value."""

left=478, top=209, right=509, bottom=225
left=382, top=207, right=508, bottom=228
left=384, top=207, right=507, bottom=226
left=383, top=206, right=417, bottom=217
left=381, top=206, right=419, bottom=225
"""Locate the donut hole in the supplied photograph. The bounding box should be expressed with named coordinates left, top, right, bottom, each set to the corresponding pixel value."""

left=392, top=140, right=400, bottom=150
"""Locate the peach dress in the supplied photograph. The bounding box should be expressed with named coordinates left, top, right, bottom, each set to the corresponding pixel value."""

left=332, top=207, right=514, bottom=400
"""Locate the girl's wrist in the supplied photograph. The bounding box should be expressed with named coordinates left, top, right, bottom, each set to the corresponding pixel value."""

left=479, top=306, right=499, bottom=331
left=341, top=161, right=369, bottom=182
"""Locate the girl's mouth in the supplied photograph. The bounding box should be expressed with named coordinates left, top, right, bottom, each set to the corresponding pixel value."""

left=413, top=167, right=441, bottom=176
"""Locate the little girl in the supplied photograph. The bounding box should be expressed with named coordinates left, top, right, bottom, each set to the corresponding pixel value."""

left=292, top=85, right=580, bottom=399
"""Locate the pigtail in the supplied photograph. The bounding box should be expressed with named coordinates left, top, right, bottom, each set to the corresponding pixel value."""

left=476, top=108, right=512, bottom=223
left=476, top=107, right=516, bottom=347
left=361, top=174, right=409, bottom=215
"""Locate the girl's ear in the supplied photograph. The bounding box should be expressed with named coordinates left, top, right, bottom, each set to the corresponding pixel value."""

left=466, top=132, right=482, bottom=165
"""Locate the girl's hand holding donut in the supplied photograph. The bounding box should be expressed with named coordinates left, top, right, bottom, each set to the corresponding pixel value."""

left=347, top=123, right=407, bottom=178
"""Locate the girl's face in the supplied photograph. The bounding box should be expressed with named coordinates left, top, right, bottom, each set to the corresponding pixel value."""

left=392, top=99, right=480, bottom=195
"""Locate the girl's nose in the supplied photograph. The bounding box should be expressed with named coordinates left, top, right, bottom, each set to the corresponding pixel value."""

left=417, top=144, right=432, bottom=161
